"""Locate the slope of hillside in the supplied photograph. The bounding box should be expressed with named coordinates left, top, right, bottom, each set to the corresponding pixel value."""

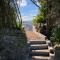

left=22, top=21, right=33, bottom=31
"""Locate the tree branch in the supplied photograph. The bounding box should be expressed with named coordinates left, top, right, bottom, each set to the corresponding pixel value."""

left=30, top=0, right=40, bottom=8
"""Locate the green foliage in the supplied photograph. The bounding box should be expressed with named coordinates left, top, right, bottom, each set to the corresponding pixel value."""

left=40, top=0, right=47, bottom=6
left=47, top=0, right=60, bottom=45
left=0, top=0, right=22, bottom=29
left=32, top=0, right=47, bottom=26
left=40, top=7, right=46, bottom=13
left=16, top=22, right=22, bottom=30
left=51, top=27, right=60, bottom=45
left=32, top=15, right=44, bottom=25
left=37, top=15, right=44, bottom=23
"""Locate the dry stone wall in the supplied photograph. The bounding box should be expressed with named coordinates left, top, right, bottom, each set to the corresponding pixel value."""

left=0, top=28, right=27, bottom=60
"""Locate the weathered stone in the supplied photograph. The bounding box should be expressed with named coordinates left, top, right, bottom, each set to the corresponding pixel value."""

left=54, top=47, right=60, bottom=60
left=0, top=28, right=27, bottom=60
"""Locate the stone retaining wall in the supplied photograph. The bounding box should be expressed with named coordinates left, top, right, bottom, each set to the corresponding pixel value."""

left=0, top=28, right=27, bottom=60
left=54, top=47, right=60, bottom=60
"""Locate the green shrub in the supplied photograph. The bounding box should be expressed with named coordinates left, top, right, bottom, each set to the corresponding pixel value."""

left=50, top=26, right=60, bottom=45
left=32, top=15, right=44, bottom=25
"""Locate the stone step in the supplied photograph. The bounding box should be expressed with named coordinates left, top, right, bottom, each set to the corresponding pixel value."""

left=32, top=49, right=49, bottom=53
left=30, top=49, right=49, bottom=56
left=28, top=40, right=46, bottom=45
left=32, top=56, right=50, bottom=60
left=30, top=44, right=48, bottom=50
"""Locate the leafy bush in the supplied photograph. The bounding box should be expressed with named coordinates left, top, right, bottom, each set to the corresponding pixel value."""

left=50, top=26, right=60, bottom=45
left=32, top=15, right=44, bottom=25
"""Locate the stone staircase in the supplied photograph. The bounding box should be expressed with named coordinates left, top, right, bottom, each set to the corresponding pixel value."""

left=28, top=40, right=50, bottom=60
left=26, top=31, right=55, bottom=60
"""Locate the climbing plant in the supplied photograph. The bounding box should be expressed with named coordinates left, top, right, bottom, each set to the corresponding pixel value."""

left=0, top=0, right=22, bottom=29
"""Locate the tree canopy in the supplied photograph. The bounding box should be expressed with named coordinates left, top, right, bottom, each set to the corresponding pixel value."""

left=32, top=0, right=47, bottom=25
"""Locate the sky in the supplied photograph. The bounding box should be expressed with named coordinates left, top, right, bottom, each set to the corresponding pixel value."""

left=17, top=0, right=39, bottom=21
